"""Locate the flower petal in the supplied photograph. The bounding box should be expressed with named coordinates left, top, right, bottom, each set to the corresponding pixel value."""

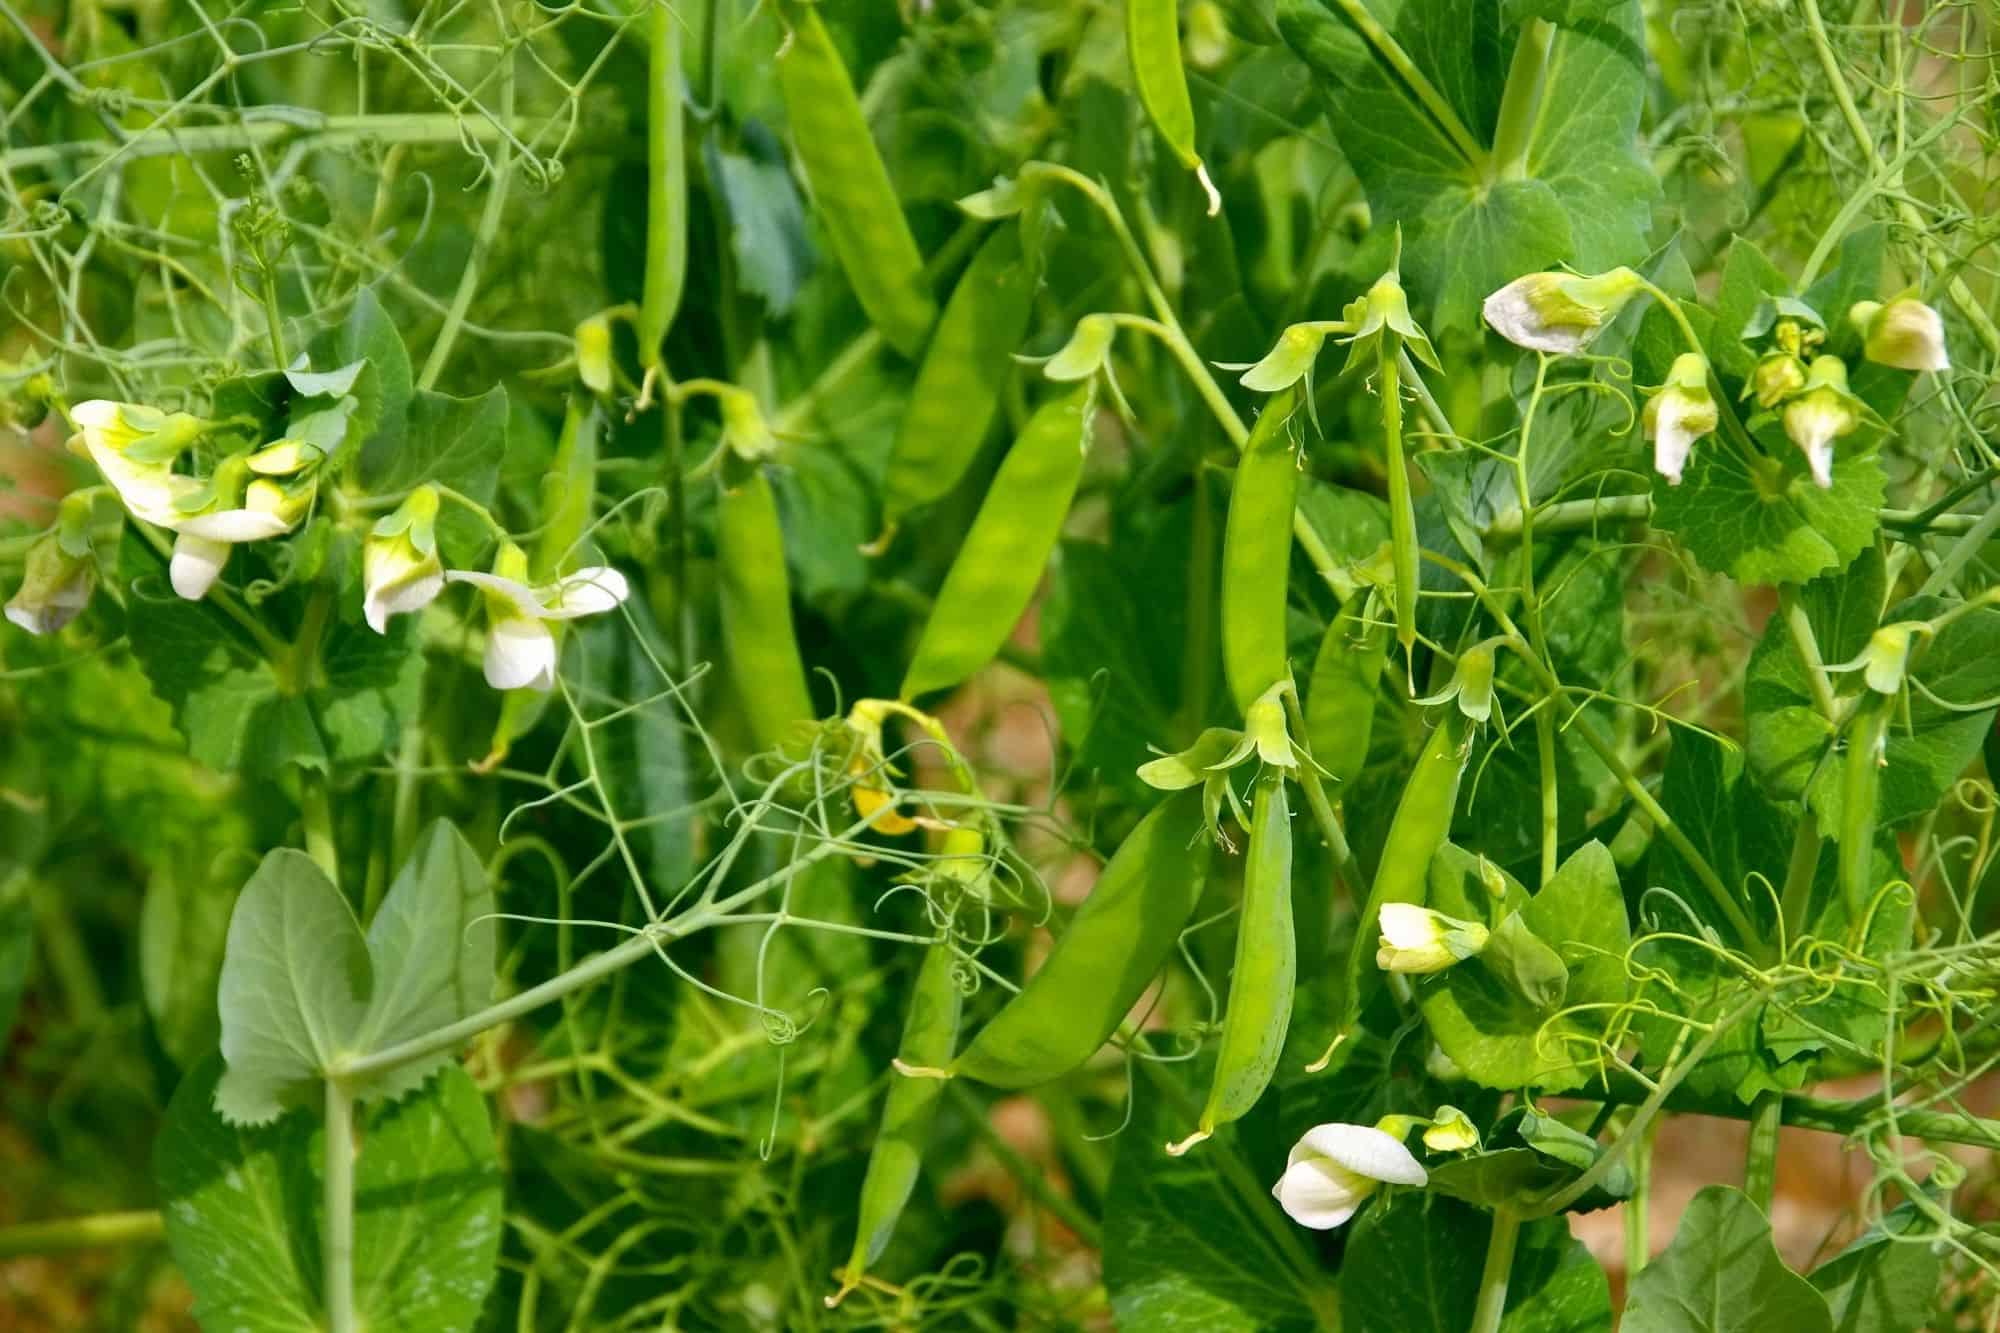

left=170, top=534, right=230, bottom=600
left=1294, top=1122, right=1429, bottom=1186
left=445, top=568, right=542, bottom=615
left=365, top=568, right=444, bottom=634
left=1271, top=1157, right=1370, bottom=1230
left=484, top=615, right=557, bottom=691
left=1377, top=902, right=1438, bottom=951
left=178, top=508, right=293, bottom=542
left=539, top=566, right=630, bottom=619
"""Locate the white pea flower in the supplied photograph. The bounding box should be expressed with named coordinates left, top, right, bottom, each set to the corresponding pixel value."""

left=363, top=485, right=444, bottom=634
left=6, top=531, right=95, bottom=636
left=1271, top=1123, right=1428, bottom=1230
left=170, top=479, right=298, bottom=601
left=1851, top=297, right=1949, bottom=373
left=1482, top=267, right=1643, bottom=355
left=1781, top=356, right=1863, bottom=490
left=1376, top=902, right=1489, bottom=974
left=68, top=399, right=204, bottom=527
left=1643, top=353, right=1719, bottom=486
left=446, top=544, right=630, bottom=691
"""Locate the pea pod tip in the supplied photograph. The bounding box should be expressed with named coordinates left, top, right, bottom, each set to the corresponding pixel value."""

left=1163, top=1128, right=1211, bottom=1157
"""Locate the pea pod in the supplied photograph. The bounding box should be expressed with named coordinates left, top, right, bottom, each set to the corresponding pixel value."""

left=834, top=940, right=963, bottom=1300
left=1838, top=693, right=1892, bottom=920
left=774, top=1, right=936, bottom=356
left=953, top=790, right=1212, bottom=1089
left=1304, top=599, right=1389, bottom=788
left=1341, top=710, right=1469, bottom=1035
left=636, top=5, right=686, bottom=365
left=1221, top=385, right=1300, bottom=715
left=1172, top=771, right=1293, bottom=1153
left=1126, top=0, right=1220, bottom=214
left=900, top=385, right=1091, bottom=700
left=882, top=226, right=1038, bottom=526
left=716, top=469, right=815, bottom=751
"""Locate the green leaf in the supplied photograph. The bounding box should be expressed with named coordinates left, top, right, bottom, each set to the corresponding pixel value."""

left=214, top=824, right=494, bottom=1123
left=1276, top=0, right=1655, bottom=332
left=351, top=820, right=495, bottom=1104
left=1707, top=237, right=1793, bottom=378
left=1623, top=1185, right=1834, bottom=1333
left=214, top=849, right=371, bottom=1125
left=1418, top=841, right=1629, bottom=1091
left=1808, top=1209, right=1940, bottom=1333
left=319, top=287, right=413, bottom=481
left=157, top=1056, right=503, bottom=1333
left=709, top=136, right=816, bottom=315
left=1650, top=443, right=1884, bottom=587
left=359, top=384, right=507, bottom=503
left=140, top=854, right=237, bottom=1068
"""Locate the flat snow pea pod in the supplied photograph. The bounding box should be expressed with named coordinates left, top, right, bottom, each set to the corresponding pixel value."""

left=882, top=226, right=1038, bottom=526
left=1221, top=385, right=1300, bottom=716
left=1305, top=599, right=1389, bottom=788
left=717, top=469, right=815, bottom=751
left=1126, top=0, right=1220, bottom=214
left=774, top=0, right=936, bottom=357
left=636, top=4, right=686, bottom=366
left=1341, top=710, right=1469, bottom=1036
left=834, top=940, right=963, bottom=1300
left=952, top=790, right=1212, bottom=1089
left=900, top=385, right=1092, bottom=700
left=1839, top=693, right=1892, bottom=921
left=1171, top=772, right=1293, bottom=1154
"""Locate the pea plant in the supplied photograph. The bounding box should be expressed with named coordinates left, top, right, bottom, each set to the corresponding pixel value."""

left=4, top=0, right=2000, bottom=1328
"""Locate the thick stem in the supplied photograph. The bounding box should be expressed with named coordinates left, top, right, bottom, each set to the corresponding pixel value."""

left=300, top=770, right=339, bottom=891
left=0, top=1210, right=163, bottom=1258
left=1489, top=19, right=1554, bottom=182
left=1469, top=1209, right=1521, bottom=1333
left=1623, top=1120, right=1652, bottom=1280
left=1743, top=1091, right=1782, bottom=1211
left=1780, top=588, right=1841, bottom=725
left=322, top=1078, right=357, bottom=1333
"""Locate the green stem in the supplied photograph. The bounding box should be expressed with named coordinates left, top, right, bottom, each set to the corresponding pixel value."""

left=1743, top=1091, right=1782, bottom=1211
left=1, top=112, right=525, bottom=173
left=1778, top=807, right=1821, bottom=948
left=1328, top=0, right=1489, bottom=172
left=1624, top=1119, right=1652, bottom=1280
left=0, top=1210, right=164, bottom=1258
left=1780, top=587, right=1841, bottom=725
left=323, top=1078, right=357, bottom=1333
left=638, top=4, right=687, bottom=367
left=1469, top=1209, right=1521, bottom=1333
left=1381, top=331, right=1418, bottom=675
left=259, top=263, right=287, bottom=368
left=1838, top=694, right=1892, bottom=920
left=418, top=53, right=514, bottom=390
left=1489, top=19, right=1554, bottom=182
left=1282, top=687, right=1359, bottom=897
left=1485, top=494, right=1979, bottom=541
left=300, top=769, right=339, bottom=891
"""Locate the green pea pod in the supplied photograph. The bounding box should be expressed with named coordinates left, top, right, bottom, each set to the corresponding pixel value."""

left=717, top=469, right=815, bottom=751
left=953, top=790, right=1212, bottom=1089
left=532, top=395, right=599, bottom=583
left=1174, top=772, right=1293, bottom=1153
left=1341, top=710, right=1469, bottom=1036
left=882, top=226, right=1038, bottom=526
left=835, top=941, right=963, bottom=1297
left=900, top=385, right=1092, bottom=700
left=1838, top=693, right=1892, bottom=920
left=636, top=5, right=686, bottom=366
left=1126, top=0, right=1220, bottom=213
left=1304, top=598, right=1389, bottom=787
left=775, top=1, right=936, bottom=356
left=1221, top=385, right=1300, bottom=716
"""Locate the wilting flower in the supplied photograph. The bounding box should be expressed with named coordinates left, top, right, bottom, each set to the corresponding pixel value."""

left=1851, top=297, right=1949, bottom=373
left=1376, top=902, right=1489, bottom=974
left=1044, top=315, right=1117, bottom=382
left=1414, top=641, right=1499, bottom=724
left=363, top=485, right=444, bottom=633
left=5, top=530, right=95, bottom=635
left=1342, top=263, right=1441, bottom=373
left=717, top=386, right=778, bottom=462
left=170, top=478, right=299, bottom=601
left=1423, top=1105, right=1481, bottom=1152
left=1643, top=353, right=1719, bottom=485
left=445, top=544, right=630, bottom=690
left=1781, top=356, right=1864, bottom=489
left=1271, top=1122, right=1428, bottom=1230
left=1829, top=622, right=1926, bottom=697
left=68, top=399, right=204, bottom=527
left=1482, top=267, right=1643, bottom=355
left=1750, top=350, right=1808, bottom=408
left=1232, top=324, right=1327, bottom=393
left=842, top=698, right=920, bottom=836
left=575, top=313, right=614, bottom=394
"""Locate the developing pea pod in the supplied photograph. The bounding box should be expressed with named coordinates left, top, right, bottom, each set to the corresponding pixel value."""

left=1126, top=0, right=1220, bottom=214
left=775, top=0, right=936, bottom=356
left=1340, top=710, right=1470, bottom=1038
left=1221, top=385, right=1300, bottom=716
left=952, top=790, right=1212, bottom=1089
left=717, top=469, right=815, bottom=752
left=900, top=385, right=1092, bottom=700
left=636, top=5, right=686, bottom=366
left=1838, top=693, right=1893, bottom=921
left=832, top=940, right=964, bottom=1304
left=1170, top=771, right=1293, bottom=1155
left=881, top=226, right=1038, bottom=527
left=1305, top=599, right=1389, bottom=788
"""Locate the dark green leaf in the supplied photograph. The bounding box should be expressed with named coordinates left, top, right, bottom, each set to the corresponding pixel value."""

left=1623, top=1185, right=1834, bottom=1333
left=1650, top=443, right=1884, bottom=588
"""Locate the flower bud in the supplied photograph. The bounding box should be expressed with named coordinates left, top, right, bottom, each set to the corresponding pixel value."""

left=1421, top=1105, right=1481, bottom=1153
left=1781, top=356, right=1861, bottom=490
left=1376, top=903, right=1489, bottom=974
left=1643, top=353, right=1719, bottom=485
left=247, top=439, right=324, bottom=476
left=1342, top=262, right=1440, bottom=373
left=1243, top=682, right=1298, bottom=770
left=1749, top=350, right=1808, bottom=408
left=5, top=531, right=95, bottom=636
left=1851, top=297, right=1948, bottom=373
left=1479, top=911, right=1569, bottom=1010
left=363, top=485, right=444, bottom=634
left=1482, top=267, right=1643, bottom=355
left=1860, top=624, right=1911, bottom=696
left=718, top=386, right=778, bottom=461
